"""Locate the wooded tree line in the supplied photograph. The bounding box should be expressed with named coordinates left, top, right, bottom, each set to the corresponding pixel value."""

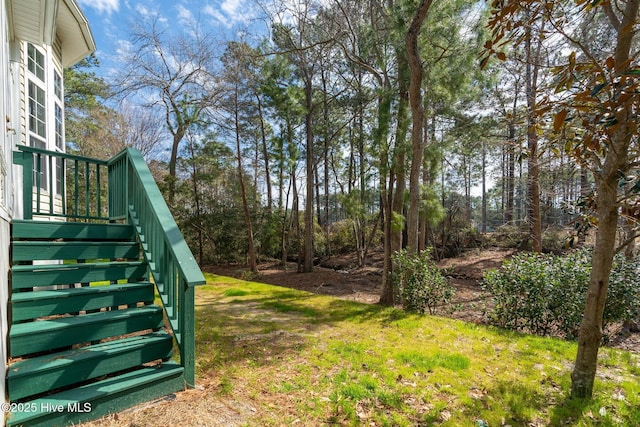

left=64, top=0, right=639, bottom=399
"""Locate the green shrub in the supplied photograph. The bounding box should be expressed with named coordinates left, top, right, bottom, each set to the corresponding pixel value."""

left=392, top=249, right=455, bottom=315
left=482, top=249, right=640, bottom=339
left=328, top=220, right=356, bottom=253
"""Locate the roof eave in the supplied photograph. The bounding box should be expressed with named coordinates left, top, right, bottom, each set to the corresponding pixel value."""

left=8, top=0, right=96, bottom=67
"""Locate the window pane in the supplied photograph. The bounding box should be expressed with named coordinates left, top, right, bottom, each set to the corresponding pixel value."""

left=54, top=71, right=62, bottom=100
left=30, top=137, right=48, bottom=190
left=27, top=44, right=45, bottom=82
left=56, top=157, right=63, bottom=195
left=55, top=104, right=63, bottom=150
left=28, top=82, right=46, bottom=138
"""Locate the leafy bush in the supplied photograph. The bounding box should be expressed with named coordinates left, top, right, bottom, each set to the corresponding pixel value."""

left=392, top=249, right=455, bottom=315
left=328, top=220, right=356, bottom=253
left=482, top=249, right=640, bottom=339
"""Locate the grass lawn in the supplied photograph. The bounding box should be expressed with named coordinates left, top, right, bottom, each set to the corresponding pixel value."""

left=87, top=273, right=640, bottom=426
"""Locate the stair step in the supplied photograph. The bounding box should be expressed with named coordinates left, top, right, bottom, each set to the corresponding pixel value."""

left=12, top=241, right=140, bottom=263
left=8, top=332, right=174, bottom=400
left=12, top=220, right=135, bottom=241
left=11, top=282, right=154, bottom=322
left=11, top=261, right=148, bottom=290
left=10, top=305, right=164, bottom=357
left=6, top=362, right=184, bottom=427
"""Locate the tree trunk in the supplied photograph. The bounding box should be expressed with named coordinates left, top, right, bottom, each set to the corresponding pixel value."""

left=322, top=68, right=331, bottom=249
left=419, top=155, right=428, bottom=250
left=234, top=85, right=257, bottom=273
left=187, top=141, right=204, bottom=265
left=571, top=0, right=639, bottom=397
left=256, top=94, right=273, bottom=213
left=280, top=118, right=294, bottom=267
left=375, top=82, right=395, bottom=305
left=506, top=131, right=515, bottom=224
left=304, top=78, right=315, bottom=273
left=525, top=20, right=543, bottom=252
left=293, top=166, right=303, bottom=273
left=571, top=150, right=624, bottom=397
left=390, top=50, right=410, bottom=262
left=357, top=73, right=367, bottom=264
left=481, top=140, right=487, bottom=233
left=381, top=60, right=410, bottom=304
left=405, top=0, right=433, bottom=254
left=167, top=128, right=185, bottom=206
left=505, top=81, right=518, bottom=225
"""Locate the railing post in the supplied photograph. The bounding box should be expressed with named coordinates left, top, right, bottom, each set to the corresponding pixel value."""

left=182, top=282, right=196, bottom=388
left=13, top=150, right=33, bottom=220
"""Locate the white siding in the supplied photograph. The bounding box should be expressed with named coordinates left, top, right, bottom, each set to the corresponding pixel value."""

left=0, top=220, right=8, bottom=427
left=0, top=1, right=10, bottom=423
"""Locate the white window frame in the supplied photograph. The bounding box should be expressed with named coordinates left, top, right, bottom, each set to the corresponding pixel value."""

left=25, top=43, right=65, bottom=196
left=53, top=69, right=64, bottom=196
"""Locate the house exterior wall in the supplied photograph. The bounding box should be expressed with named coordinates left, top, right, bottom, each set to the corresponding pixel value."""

left=1, top=1, right=10, bottom=423
left=0, top=2, right=94, bottom=418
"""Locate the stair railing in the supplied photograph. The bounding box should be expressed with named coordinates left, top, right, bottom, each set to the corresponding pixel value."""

left=108, top=147, right=205, bottom=388
left=14, top=145, right=205, bottom=388
left=13, top=146, right=110, bottom=220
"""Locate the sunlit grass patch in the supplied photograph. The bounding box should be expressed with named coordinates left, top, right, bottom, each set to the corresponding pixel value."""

left=189, top=273, right=640, bottom=426
left=396, top=350, right=470, bottom=371
left=223, top=288, right=250, bottom=297
left=261, top=300, right=319, bottom=317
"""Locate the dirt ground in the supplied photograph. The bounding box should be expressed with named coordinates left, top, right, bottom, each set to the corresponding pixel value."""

left=205, top=247, right=640, bottom=353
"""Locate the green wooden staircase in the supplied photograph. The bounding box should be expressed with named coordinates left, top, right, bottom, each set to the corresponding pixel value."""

left=8, top=147, right=205, bottom=426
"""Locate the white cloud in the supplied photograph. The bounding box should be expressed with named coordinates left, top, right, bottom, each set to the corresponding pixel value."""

left=221, top=0, right=242, bottom=16
left=133, top=3, right=167, bottom=24
left=203, top=0, right=253, bottom=28
left=203, top=5, right=230, bottom=28
left=135, top=4, right=153, bottom=18
left=115, top=39, right=133, bottom=57
left=176, top=5, right=196, bottom=27
left=78, top=0, right=119, bottom=15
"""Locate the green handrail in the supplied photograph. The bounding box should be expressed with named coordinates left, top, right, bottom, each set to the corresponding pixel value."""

left=14, top=145, right=205, bottom=388
left=108, top=147, right=205, bottom=388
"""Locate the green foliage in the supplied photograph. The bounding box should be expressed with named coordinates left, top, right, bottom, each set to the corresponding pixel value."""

left=434, top=192, right=488, bottom=258
left=391, top=249, right=455, bottom=315
left=483, top=249, right=640, bottom=339
left=255, top=212, right=285, bottom=259
left=391, top=211, right=406, bottom=233
left=328, top=220, right=356, bottom=253
left=64, top=55, right=111, bottom=112
left=419, top=185, right=446, bottom=227
left=328, top=216, right=383, bottom=254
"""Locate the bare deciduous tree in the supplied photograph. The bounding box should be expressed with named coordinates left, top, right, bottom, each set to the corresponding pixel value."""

left=114, top=15, right=221, bottom=205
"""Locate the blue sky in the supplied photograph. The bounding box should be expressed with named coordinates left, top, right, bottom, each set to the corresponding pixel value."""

left=76, top=0, right=261, bottom=76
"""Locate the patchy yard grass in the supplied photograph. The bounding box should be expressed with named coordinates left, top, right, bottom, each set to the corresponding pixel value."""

left=85, top=273, right=640, bottom=426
